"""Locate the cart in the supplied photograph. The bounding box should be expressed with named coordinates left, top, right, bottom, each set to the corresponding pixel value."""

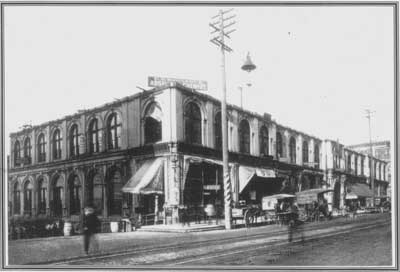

left=295, top=188, right=333, bottom=222
left=261, top=194, right=296, bottom=225
left=232, top=200, right=262, bottom=228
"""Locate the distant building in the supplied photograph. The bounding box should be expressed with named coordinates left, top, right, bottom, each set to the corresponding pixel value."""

left=347, top=141, right=391, bottom=200
left=8, top=83, right=390, bottom=229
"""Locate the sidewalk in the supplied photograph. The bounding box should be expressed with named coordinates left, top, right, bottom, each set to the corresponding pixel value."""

left=7, top=213, right=389, bottom=266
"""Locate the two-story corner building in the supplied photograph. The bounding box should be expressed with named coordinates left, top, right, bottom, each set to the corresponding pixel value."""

left=7, top=82, right=388, bottom=228
left=322, top=140, right=390, bottom=210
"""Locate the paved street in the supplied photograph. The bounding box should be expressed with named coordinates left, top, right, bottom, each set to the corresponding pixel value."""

left=7, top=213, right=391, bottom=267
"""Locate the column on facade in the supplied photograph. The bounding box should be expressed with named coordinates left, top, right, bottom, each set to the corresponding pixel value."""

left=45, top=126, right=50, bottom=163
left=252, top=118, right=259, bottom=156
left=309, top=138, right=315, bottom=166
left=340, top=175, right=346, bottom=209
left=231, top=163, right=239, bottom=204
left=296, top=134, right=303, bottom=165
left=103, top=165, right=108, bottom=218
left=31, top=130, right=37, bottom=165
left=269, top=123, right=276, bottom=158
left=61, top=121, right=67, bottom=160
left=284, top=130, right=290, bottom=161
left=20, top=179, right=24, bottom=216
left=205, top=101, right=214, bottom=148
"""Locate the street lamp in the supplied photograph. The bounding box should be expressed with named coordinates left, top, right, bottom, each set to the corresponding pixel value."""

left=240, top=53, right=257, bottom=108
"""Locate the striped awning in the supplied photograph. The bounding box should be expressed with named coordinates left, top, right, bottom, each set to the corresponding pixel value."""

left=122, top=158, right=164, bottom=195
left=345, top=183, right=373, bottom=199
left=239, top=166, right=276, bottom=193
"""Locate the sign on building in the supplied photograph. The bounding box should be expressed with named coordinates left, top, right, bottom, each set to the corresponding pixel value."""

left=148, top=76, right=208, bottom=91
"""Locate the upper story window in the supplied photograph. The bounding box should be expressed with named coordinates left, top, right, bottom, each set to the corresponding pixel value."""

left=276, top=132, right=283, bottom=158
left=354, top=156, right=358, bottom=174
left=214, top=112, right=222, bottom=150
left=14, top=140, right=21, bottom=166
left=88, top=119, right=100, bottom=153
left=239, top=119, right=250, bottom=154
left=52, top=129, right=62, bottom=160
left=23, top=137, right=32, bottom=164
left=361, top=157, right=364, bottom=175
left=289, top=137, right=296, bottom=164
left=107, top=113, right=122, bottom=149
left=144, top=103, right=162, bottom=144
left=69, top=124, right=79, bottom=157
left=302, top=140, right=309, bottom=163
left=184, top=102, right=202, bottom=145
left=347, top=153, right=351, bottom=171
left=314, top=144, right=320, bottom=168
left=37, top=133, right=46, bottom=162
left=259, top=126, right=269, bottom=156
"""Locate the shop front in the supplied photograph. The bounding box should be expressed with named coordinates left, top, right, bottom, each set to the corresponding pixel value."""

left=238, top=166, right=279, bottom=205
left=122, top=157, right=165, bottom=225
left=345, top=182, right=374, bottom=208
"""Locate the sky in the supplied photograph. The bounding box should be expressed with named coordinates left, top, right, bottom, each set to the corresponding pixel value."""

left=3, top=4, right=395, bottom=159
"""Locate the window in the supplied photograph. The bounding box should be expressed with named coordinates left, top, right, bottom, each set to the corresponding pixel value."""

left=38, top=133, right=46, bottom=162
left=24, top=138, right=32, bottom=164
left=314, top=144, right=320, bottom=168
left=24, top=181, right=33, bottom=215
left=184, top=102, right=202, bottom=145
left=239, top=119, right=250, bottom=154
left=38, top=179, right=47, bottom=214
left=355, top=156, right=358, bottom=174
left=14, top=141, right=21, bottom=166
left=52, top=129, right=62, bottom=160
left=52, top=176, right=64, bottom=217
left=69, top=124, right=79, bottom=157
left=107, top=113, right=122, bottom=149
left=214, top=112, right=222, bottom=150
left=108, top=170, right=123, bottom=216
left=302, top=141, right=309, bottom=163
left=276, top=132, right=283, bottom=158
left=13, top=183, right=21, bottom=214
left=144, top=104, right=162, bottom=144
left=347, top=154, right=351, bottom=171
left=259, top=126, right=269, bottom=156
left=88, top=119, right=100, bottom=153
left=361, top=158, right=364, bottom=175
left=69, top=175, right=81, bottom=215
left=289, top=137, right=296, bottom=164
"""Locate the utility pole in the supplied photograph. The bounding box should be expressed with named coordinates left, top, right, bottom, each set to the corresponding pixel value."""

left=210, top=9, right=236, bottom=230
left=365, top=109, right=375, bottom=207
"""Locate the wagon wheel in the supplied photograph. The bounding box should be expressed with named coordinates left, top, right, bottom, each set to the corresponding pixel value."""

left=244, top=210, right=253, bottom=228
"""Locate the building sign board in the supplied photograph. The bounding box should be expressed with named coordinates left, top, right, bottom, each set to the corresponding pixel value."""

left=148, top=76, right=208, bottom=91
left=203, top=185, right=221, bottom=191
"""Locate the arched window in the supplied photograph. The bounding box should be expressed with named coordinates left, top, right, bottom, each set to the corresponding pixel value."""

left=24, top=138, right=32, bottom=164
left=69, top=124, right=79, bottom=157
left=314, top=144, right=320, bottom=168
left=289, top=137, right=296, bottom=164
left=14, top=141, right=21, bottom=166
left=108, top=170, right=123, bottom=216
left=347, top=153, right=351, bottom=171
left=302, top=141, right=309, bottom=163
left=354, top=156, right=358, bottom=175
left=24, top=180, right=33, bottom=215
left=239, top=119, right=250, bottom=154
left=13, top=182, right=21, bottom=214
left=88, top=119, right=100, bottom=153
left=184, top=102, right=202, bottom=145
left=276, top=132, right=283, bottom=158
left=259, top=126, right=269, bottom=156
left=361, top=157, right=364, bottom=175
left=214, top=112, right=222, bottom=150
left=37, top=178, right=47, bottom=215
left=52, top=129, right=62, bottom=160
left=38, top=133, right=46, bottom=162
left=144, top=103, right=162, bottom=144
left=52, top=176, right=64, bottom=217
left=107, top=113, right=122, bottom=149
left=69, top=175, right=81, bottom=215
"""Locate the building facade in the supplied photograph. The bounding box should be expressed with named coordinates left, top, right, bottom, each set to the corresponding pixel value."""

left=8, top=83, right=390, bottom=227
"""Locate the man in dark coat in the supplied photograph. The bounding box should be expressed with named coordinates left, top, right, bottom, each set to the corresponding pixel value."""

left=82, top=207, right=100, bottom=255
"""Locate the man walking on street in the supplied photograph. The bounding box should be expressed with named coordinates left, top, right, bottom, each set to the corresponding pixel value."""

left=82, top=207, right=100, bottom=255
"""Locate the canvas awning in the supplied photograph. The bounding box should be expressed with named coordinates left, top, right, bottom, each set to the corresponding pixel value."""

left=238, top=166, right=276, bottom=193
left=345, top=183, right=374, bottom=199
left=122, top=158, right=164, bottom=194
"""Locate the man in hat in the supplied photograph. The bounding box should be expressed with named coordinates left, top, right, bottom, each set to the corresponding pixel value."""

left=82, top=206, right=100, bottom=255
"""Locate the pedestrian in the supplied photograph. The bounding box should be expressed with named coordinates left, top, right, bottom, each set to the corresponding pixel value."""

left=82, top=206, right=100, bottom=255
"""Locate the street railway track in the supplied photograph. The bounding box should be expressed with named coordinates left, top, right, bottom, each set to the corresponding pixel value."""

left=39, top=215, right=390, bottom=266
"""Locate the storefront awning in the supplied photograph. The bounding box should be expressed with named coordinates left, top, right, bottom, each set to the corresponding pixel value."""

left=295, top=188, right=333, bottom=205
left=239, top=166, right=276, bottom=193
left=345, top=183, right=373, bottom=199
left=122, top=158, right=164, bottom=195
